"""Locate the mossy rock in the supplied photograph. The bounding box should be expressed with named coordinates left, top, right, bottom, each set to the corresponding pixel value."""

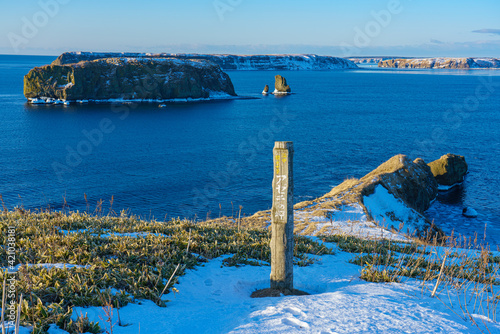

left=427, top=154, right=468, bottom=186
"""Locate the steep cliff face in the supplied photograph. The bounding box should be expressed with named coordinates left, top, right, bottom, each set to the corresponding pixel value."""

left=52, top=52, right=358, bottom=70
left=347, top=57, right=400, bottom=65
left=379, top=57, right=500, bottom=69
left=24, top=57, right=236, bottom=101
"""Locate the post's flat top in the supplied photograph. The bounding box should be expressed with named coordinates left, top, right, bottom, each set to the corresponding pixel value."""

left=274, top=141, right=293, bottom=150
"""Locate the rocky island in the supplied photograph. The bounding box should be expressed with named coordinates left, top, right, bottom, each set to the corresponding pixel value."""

left=379, top=57, right=500, bottom=69
left=273, top=75, right=291, bottom=95
left=24, top=57, right=237, bottom=103
left=52, top=52, right=358, bottom=70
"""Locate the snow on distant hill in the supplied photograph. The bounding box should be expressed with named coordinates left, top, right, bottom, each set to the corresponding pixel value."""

left=52, top=52, right=358, bottom=70
left=379, top=57, right=500, bottom=69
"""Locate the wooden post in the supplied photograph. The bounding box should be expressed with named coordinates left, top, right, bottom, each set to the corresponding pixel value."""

left=270, top=141, right=294, bottom=291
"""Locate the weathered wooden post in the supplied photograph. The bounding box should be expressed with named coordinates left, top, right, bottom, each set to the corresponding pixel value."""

left=271, top=141, right=294, bottom=291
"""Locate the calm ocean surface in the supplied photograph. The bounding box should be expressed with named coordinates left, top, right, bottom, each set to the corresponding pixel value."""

left=1, top=55, right=499, bottom=246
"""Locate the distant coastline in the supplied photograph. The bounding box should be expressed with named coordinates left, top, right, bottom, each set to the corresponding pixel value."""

left=52, top=52, right=358, bottom=70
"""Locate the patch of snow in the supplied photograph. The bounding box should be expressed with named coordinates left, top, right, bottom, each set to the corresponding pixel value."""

left=363, top=184, right=426, bottom=234
left=294, top=204, right=409, bottom=241
left=47, top=324, right=70, bottom=334
left=57, top=82, right=74, bottom=89
left=28, top=95, right=241, bottom=105
left=4, top=263, right=90, bottom=272
left=96, top=232, right=169, bottom=238
left=60, top=52, right=359, bottom=70
left=0, top=325, right=31, bottom=334
left=437, top=182, right=463, bottom=191
left=59, top=228, right=169, bottom=238
left=205, top=90, right=236, bottom=99
left=59, top=228, right=90, bottom=235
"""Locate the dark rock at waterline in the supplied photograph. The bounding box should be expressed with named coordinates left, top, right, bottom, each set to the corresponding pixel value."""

left=427, top=154, right=468, bottom=186
left=24, top=57, right=237, bottom=101
left=274, top=75, right=291, bottom=94
left=462, top=207, right=478, bottom=218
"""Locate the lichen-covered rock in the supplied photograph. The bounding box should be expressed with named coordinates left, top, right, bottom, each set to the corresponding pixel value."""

left=24, top=57, right=236, bottom=101
left=427, top=154, right=468, bottom=186
left=274, top=75, right=291, bottom=94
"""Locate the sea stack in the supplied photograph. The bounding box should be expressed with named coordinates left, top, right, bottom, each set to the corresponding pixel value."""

left=427, top=154, right=468, bottom=189
left=262, top=85, right=269, bottom=95
left=273, top=75, right=291, bottom=95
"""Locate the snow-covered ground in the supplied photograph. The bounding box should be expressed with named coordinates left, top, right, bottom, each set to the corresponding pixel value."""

left=294, top=204, right=409, bottom=241
left=39, top=248, right=499, bottom=334
left=364, top=184, right=427, bottom=235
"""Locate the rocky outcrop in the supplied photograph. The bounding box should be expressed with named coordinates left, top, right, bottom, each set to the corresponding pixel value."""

left=274, top=75, right=291, bottom=94
left=262, top=85, right=269, bottom=94
left=428, top=154, right=468, bottom=187
left=223, top=154, right=442, bottom=239
left=359, top=156, right=438, bottom=214
left=379, top=57, right=500, bottom=69
left=24, top=57, right=236, bottom=102
left=52, top=52, right=358, bottom=70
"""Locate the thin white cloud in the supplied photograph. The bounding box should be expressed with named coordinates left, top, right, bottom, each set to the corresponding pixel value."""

left=472, top=29, right=500, bottom=36
left=430, top=39, right=444, bottom=44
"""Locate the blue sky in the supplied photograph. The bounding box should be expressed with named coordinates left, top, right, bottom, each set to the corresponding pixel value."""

left=1, top=0, right=500, bottom=56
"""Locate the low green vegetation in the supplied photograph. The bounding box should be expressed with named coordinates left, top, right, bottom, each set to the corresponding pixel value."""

left=0, top=210, right=332, bottom=333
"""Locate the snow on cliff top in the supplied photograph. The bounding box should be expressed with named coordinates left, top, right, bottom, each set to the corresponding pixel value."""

left=57, top=52, right=358, bottom=70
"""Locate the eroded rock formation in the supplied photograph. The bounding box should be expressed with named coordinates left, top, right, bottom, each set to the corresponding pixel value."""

left=428, top=154, right=468, bottom=186
left=274, top=75, right=291, bottom=94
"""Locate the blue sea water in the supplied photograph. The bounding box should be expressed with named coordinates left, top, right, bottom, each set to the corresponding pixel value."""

left=1, top=55, right=499, bottom=246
